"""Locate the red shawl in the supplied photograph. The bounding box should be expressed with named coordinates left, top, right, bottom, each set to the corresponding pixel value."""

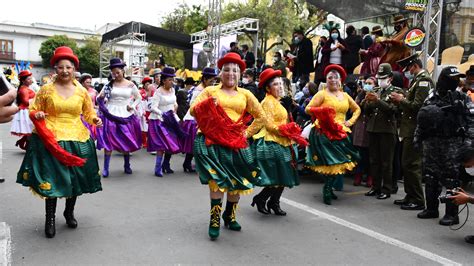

left=30, top=111, right=86, bottom=167
left=193, top=97, right=250, bottom=150
left=309, top=106, right=347, bottom=141
left=278, top=122, right=309, bottom=147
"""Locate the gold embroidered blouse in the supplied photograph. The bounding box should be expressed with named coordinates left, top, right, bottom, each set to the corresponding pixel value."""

left=30, top=80, right=98, bottom=142
left=253, top=94, right=291, bottom=146
left=190, top=84, right=265, bottom=137
left=305, top=89, right=361, bottom=132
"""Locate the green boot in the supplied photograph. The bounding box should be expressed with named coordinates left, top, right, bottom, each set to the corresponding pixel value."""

left=209, top=199, right=222, bottom=240
left=323, top=176, right=335, bottom=205
left=223, top=201, right=241, bottom=231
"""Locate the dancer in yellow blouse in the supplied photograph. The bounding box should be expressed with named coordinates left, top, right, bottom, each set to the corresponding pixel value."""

left=251, top=68, right=307, bottom=216
left=17, top=46, right=102, bottom=238
left=305, top=64, right=361, bottom=205
left=190, top=52, right=265, bottom=240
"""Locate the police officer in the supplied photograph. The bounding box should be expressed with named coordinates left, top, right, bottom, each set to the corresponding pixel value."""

left=415, top=66, right=474, bottom=226
left=363, top=63, right=404, bottom=199
left=390, top=53, right=433, bottom=210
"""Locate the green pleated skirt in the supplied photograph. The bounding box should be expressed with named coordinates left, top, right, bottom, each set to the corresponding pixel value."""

left=306, top=127, right=359, bottom=176
left=193, top=134, right=261, bottom=195
left=17, top=134, right=102, bottom=198
left=252, top=138, right=299, bottom=188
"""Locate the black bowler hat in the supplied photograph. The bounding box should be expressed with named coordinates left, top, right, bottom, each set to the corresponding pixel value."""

left=109, top=58, right=126, bottom=69
left=160, top=67, right=176, bottom=77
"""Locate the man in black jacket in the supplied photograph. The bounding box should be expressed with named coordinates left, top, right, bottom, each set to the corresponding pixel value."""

left=344, top=25, right=363, bottom=74
left=293, top=29, right=314, bottom=85
left=242, top=44, right=255, bottom=69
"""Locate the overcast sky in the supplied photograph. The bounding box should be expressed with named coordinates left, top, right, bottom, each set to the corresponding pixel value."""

left=1, top=0, right=209, bottom=30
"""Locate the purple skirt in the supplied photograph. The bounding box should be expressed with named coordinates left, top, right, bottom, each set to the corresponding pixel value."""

left=96, top=114, right=142, bottom=152
left=81, top=116, right=97, bottom=140
left=180, top=120, right=197, bottom=153
left=147, top=119, right=181, bottom=153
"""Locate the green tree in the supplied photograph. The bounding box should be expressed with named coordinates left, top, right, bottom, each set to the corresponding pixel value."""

left=38, top=35, right=78, bottom=68
left=148, top=4, right=207, bottom=69
left=78, top=36, right=100, bottom=76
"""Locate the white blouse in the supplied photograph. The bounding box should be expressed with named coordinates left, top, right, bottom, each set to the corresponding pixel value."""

left=183, top=85, right=204, bottom=121
left=101, top=84, right=141, bottom=118
left=149, top=87, right=178, bottom=121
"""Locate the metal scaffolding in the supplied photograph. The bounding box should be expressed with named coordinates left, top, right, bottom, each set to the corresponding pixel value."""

left=99, top=22, right=147, bottom=81
left=190, top=16, right=259, bottom=66
left=412, top=0, right=444, bottom=78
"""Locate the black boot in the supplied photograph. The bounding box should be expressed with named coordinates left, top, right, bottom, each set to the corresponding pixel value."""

left=45, top=198, right=57, bottom=238
left=251, top=187, right=272, bottom=214
left=183, top=153, right=196, bottom=173
left=267, top=187, right=286, bottom=216
left=208, top=199, right=222, bottom=240
left=439, top=201, right=459, bottom=226
left=64, top=197, right=78, bottom=228
left=417, top=175, right=440, bottom=219
left=162, top=153, right=174, bottom=174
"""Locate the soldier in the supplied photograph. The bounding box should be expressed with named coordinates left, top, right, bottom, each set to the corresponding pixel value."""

left=363, top=63, right=404, bottom=199
left=415, top=66, right=474, bottom=226
left=390, top=53, right=433, bottom=210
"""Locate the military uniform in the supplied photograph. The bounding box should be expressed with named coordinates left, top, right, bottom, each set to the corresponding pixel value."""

left=363, top=64, right=404, bottom=198
left=416, top=66, right=474, bottom=225
left=398, top=69, right=433, bottom=207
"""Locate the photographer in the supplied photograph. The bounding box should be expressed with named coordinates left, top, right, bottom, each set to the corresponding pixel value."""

left=448, top=145, right=474, bottom=244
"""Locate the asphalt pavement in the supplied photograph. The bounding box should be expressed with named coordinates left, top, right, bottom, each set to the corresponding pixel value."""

left=1, top=123, right=473, bottom=265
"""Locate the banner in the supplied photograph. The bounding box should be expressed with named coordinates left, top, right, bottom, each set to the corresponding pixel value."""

left=405, top=0, right=428, bottom=12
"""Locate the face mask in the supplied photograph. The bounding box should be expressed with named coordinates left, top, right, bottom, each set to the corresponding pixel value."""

left=465, top=167, right=474, bottom=176
left=331, top=33, right=339, bottom=40
left=242, top=78, right=249, bottom=85
left=363, top=84, right=374, bottom=92
left=404, top=71, right=414, bottom=80
left=378, top=78, right=390, bottom=89
left=273, top=57, right=279, bottom=63
left=294, top=37, right=301, bottom=44
left=394, top=25, right=402, bottom=32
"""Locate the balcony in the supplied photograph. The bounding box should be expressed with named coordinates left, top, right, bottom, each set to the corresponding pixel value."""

left=0, top=51, right=15, bottom=61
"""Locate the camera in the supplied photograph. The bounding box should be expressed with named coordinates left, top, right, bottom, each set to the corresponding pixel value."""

left=439, top=188, right=460, bottom=204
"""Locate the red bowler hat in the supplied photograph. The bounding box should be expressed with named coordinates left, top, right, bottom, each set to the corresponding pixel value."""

left=324, top=64, right=347, bottom=82
left=50, top=46, right=79, bottom=68
left=217, top=52, right=246, bottom=73
left=258, top=68, right=282, bottom=89
left=142, top=77, right=153, bottom=84
left=19, top=70, right=32, bottom=78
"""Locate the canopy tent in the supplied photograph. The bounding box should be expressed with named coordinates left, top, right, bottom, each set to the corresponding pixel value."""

left=306, top=0, right=406, bottom=22
left=101, top=21, right=193, bottom=69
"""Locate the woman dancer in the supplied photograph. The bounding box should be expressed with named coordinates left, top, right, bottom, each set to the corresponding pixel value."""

left=138, top=76, right=154, bottom=148
left=17, top=46, right=102, bottom=238
left=251, top=68, right=307, bottom=216
left=96, top=58, right=142, bottom=177
left=181, top=67, right=218, bottom=172
left=190, top=53, right=265, bottom=240
left=305, top=64, right=361, bottom=205
left=148, top=67, right=182, bottom=176
left=10, top=70, right=35, bottom=150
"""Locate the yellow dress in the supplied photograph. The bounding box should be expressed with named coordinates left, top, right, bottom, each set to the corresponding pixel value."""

left=30, top=80, right=98, bottom=142
left=190, top=84, right=265, bottom=194
left=253, top=94, right=299, bottom=187
left=305, top=89, right=361, bottom=175
left=17, top=80, right=102, bottom=198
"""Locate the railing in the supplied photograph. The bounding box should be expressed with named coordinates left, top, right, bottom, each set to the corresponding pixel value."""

left=0, top=51, right=15, bottom=60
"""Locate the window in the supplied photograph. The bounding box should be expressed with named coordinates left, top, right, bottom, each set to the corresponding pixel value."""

left=0, top=39, right=13, bottom=53
left=471, top=23, right=474, bottom=36
left=115, top=51, right=124, bottom=60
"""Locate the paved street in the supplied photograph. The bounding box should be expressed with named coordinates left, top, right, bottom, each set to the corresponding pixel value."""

left=1, top=123, right=473, bottom=265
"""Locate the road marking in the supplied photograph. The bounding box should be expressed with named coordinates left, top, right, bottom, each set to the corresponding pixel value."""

left=281, top=198, right=461, bottom=266
left=0, top=222, right=11, bottom=266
